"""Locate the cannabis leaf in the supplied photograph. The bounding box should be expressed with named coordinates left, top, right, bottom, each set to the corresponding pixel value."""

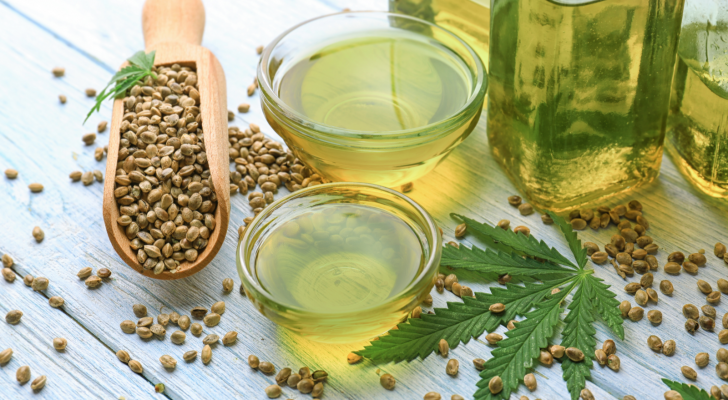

left=549, top=211, right=588, bottom=269
left=452, top=214, right=578, bottom=268
left=475, top=283, right=575, bottom=399
left=441, top=243, right=575, bottom=282
left=662, top=379, right=713, bottom=400
left=354, top=277, right=573, bottom=362
left=353, top=213, right=624, bottom=400
left=84, top=50, right=157, bottom=123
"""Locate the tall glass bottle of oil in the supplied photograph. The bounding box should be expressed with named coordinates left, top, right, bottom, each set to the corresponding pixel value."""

left=488, top=0, right=685, bottom=211
left=389, top=0, right=490, bottom=67
left=666, top=0, right=728, bottom=198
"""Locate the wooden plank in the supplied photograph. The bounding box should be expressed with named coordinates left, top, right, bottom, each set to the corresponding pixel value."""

left=0, top=269, right=154, bottom=399
left=1, top=0, right=728, bottom=399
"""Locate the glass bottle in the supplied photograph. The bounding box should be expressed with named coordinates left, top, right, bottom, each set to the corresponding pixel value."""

left=666, top=0, right=728, bottom=198
left=488, top=0, right=685, bottom=211
left=389, top=0, right=490, bottom=67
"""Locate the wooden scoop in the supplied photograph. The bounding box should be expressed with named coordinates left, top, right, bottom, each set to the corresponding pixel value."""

left=103, top=0, right=229, bottom=280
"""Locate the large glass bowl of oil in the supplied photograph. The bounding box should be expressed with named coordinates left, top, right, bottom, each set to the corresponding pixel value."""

left=257, top=11, right=487, bottom=188
left=237, top=182, right=441, bottom=343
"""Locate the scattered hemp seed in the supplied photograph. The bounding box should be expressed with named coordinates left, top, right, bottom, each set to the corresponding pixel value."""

left=524, top=373, right=537, bottom=391
left=201, top=344, right=212, bottom=365
left=116, top=350, right=131, bottom=364
left=190, top=322, right=202, bottom=336
left=660, top=280, right=674, bottom=295
left=0, top=348, right=12, bottom=364
left=128, top=359, right=143, bottom=374
left=211, top=301, right=225, bottom=315
left=518, top=203, right=534, bottom=216
left=222, top=278, right=234, bottom=292
left=52, top=67, right=65, bottom=77
left=85, top=88, right=97, bottom=97
left=580, top=389, right=595, bottom=400
left=2, top=268, right=14, bottom=283
left=486, top=333, right=503, bottom=345
left=507, top=195, right=522, bottom=206
left=455, top=223, right=467, bottom=238
left=222, top=331, right=238, bottom=346
left=628, top=307, right=643, bottom=322
left=541, top=214, right=554, bottom=225
left=53, top=338, right=67, bottom=351
left=708, top=291, right=722, bottom=303
left=155, top=383, right=165, bottom=393
left=2, top=254, right=13, bottom=268
left=647, top=335, right=663, bottom=352
left=380, top=373, right=396, bottom=390
left=681, top=365, right=697, bottom=380
left=31, top=375, right=47, bottom=392
left=160, top=355, right=177, bottom=369
left=424, top=392, right=441, bottom=400
left=473, top=358, right=486, bottom=371
left=32, top=277, right=49, bottom=291
left=347, top=353, right=362, bottom=364
left=683, top=304, right=699, bottom=319
left=32, top=226, right=45, bottom=242
left=566, top=347, right=584, bottom=362
left=488, top=376, right=503, bottom=394
left=48, top=296, right=65, bottom=308
left=696, top=352, right=710, bottom=368
left=685, top=319, right=700, bottom=334
left=514, top=226, right=530, bottom=236
left=607, top=355, right=620, bottom=371
left=594, top=349, right=607, bottom=365
left=59, top=94, right=67, bottom=104
left=97, top=120, right=108, bottom=133
left=5, top=168, right=18, bottom=179
left=85, top=275, right=102, bottom=288
left=489, top=303, right=505, bottom=313
left=177, top=315, right=190, bottom=331
left=265, top=384, right=282, bottom=398
left=439, top=339, right=449, bottom=357
left=662, top=340, right=676, bottom=356
left=716, top=243, right=727, bottom=258
left=718, top=362, right=728, bottom=379
left=539, top=350, right=553, bottom=365
left=16, top=365, right=31, bottom=384
left=446, top=359, right=459, bottom=376
left=237, top=103, right=250, bottom=113
left=571, top=218, right=587, bottom=230
left=82, top=132, right=96, bottom=145
left=647, top=310, right=662, bottom=325
left=183, top=350, right=197, bottom=362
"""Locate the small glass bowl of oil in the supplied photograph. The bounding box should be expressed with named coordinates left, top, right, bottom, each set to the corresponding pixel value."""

left=237, top=182, right=441, bottom=343
left=257, top=11, right=487, bottom=188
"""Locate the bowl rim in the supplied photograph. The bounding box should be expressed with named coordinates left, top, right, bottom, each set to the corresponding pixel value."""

left=256, top=10, right=487, bottom=140
left=238, top=182, right=441, bottom=316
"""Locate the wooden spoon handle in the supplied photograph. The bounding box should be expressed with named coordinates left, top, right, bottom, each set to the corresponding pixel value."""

left=142, top=0, right=205, bottom=48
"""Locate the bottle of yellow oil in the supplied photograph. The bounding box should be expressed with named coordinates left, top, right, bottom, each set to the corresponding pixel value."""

left=488, top=0, right=684, bottom=211
left=389, top=0, right=490, bottom=67
left=666, top=5, right=728, bottom=198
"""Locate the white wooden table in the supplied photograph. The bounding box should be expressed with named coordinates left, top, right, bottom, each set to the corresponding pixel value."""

left=1, top=1, right=728, bottom=399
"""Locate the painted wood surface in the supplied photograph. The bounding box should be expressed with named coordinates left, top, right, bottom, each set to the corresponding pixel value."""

left=1, top=0, right=727, bottom=399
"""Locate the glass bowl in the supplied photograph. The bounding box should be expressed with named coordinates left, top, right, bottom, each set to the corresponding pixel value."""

left=257, top=11, right=487, bottom=188
left=237, top=182, right=441, bottom=343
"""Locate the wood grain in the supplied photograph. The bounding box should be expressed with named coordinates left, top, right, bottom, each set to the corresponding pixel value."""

left=103, top=0, right=230, bottom=280
left=1, top=0, right=728, bottom=399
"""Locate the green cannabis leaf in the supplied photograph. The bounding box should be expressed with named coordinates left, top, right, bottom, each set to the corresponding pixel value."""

left=453, top=214, right=579, bottom=268
left=84, top=50, right=157, bottom=123
left=662, top=379, right=713, bottom=400
left=353, top=213, right=624, bottom=400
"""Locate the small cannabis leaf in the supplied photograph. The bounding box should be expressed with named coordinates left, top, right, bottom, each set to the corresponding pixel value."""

left=84, top=50, right=157, bottom=123
left=662, top=379, right=713, bottom=400
left=353, top=213, right=624, bottom=400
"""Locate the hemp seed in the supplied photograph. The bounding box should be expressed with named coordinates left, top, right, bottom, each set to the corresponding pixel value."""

left=6, top=310, right=22, bottom=325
